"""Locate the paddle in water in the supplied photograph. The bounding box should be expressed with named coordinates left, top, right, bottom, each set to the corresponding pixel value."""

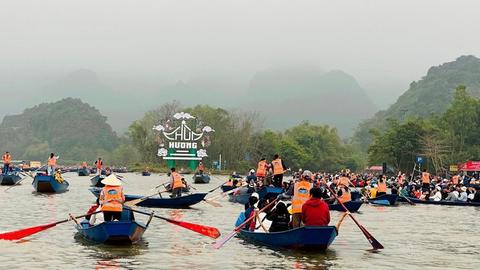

left=127, top=207, right=221, bottom=239
left=325, top=185, right=384, bottom=250
left=0, top=211, right=101, bottom=241
left=213, top=197, right=279, bottom=249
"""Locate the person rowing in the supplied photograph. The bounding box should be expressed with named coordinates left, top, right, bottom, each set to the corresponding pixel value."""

left=169, top=168, right=185, bottom=198
left=99, top=175, right=125, bottom=221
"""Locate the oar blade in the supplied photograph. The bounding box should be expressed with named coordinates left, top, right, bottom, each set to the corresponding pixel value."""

left=213, top=230, right=237, bottom=249
left=203, top=199, right=222, bottom=207
left=359, top=225, right=384, bottom=250
left=0, top=223, right=56, bottom=241
left=165, top=219, right=221, bottom=239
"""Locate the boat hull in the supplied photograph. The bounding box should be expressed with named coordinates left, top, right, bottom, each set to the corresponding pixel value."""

left=76, top=220, right=147, bottom=244
left=90, top=188, right=207, bottom=208
left=229, top=187, right=283, bottom=205
left=32, top=174, right=69, bottom=193
left=239, top=226, right=337, bottom=250
left=90, top=175, right=106, bottom=187
left=368, top=194, right=398, bottom=206
left=397, top=196, right=480, bottom=206
left=328, top=200, right=363, bottom=212
left=193, top=173, right=210, bottom=184
left=0, top=174, right=22, bottom=185
left=141, top=171, right=151, bottom=176
left=78, top=168, right=90, bottom=176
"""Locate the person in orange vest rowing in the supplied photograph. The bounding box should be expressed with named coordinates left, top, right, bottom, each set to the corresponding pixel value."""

left=99, top=175, right=125, bottom=221
left=421, top=169, right=431, bottom=191
left=170, top=168, right=185, bottom=198
left=271, top=154, right=287, bottom=188
left=256, top=158, right=268, bottom=185
left=95, top=158, right=103, bottom=175
left=197, top=162, right=205, bottom=174
left=2, top=151, right=12, bottom=174
left=377, top=175, right=388, bottom=197
left=47, top=153, right=58, bottom=176
left=338, top=173, right=351, bottom=188
left=291, top=170, right=313, bottom=228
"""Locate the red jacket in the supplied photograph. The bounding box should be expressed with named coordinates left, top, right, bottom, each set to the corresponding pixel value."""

left=301, top=198, right=330, bottom=226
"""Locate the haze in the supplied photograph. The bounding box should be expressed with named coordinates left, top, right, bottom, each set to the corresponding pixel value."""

left=1, top=0, right=479, bottom=134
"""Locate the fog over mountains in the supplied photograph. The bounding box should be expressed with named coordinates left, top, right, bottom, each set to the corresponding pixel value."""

left=0, top=66, right=378, bottom=136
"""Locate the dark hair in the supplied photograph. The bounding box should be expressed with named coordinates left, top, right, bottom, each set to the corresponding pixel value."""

left=50, top=153, right=55, bottom=158
left=249, top=196, right=258, bottom=207
left=310, top=187, right=323, bottom=198
left=274, top=154, right=279, bottom=159
left=171, top=168, right=176, bottom=172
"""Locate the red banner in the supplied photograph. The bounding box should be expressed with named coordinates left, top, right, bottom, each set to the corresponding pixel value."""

left=459, top=161, right=480, bottom=171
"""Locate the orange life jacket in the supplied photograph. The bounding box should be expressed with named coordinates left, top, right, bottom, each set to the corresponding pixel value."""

left=338, top=192, right=351, bottom=203
left=256, top=160, right=267, bottom=177
left=96, top=160, right=103, bottom=169
left=291, top=181, right=312, bottom=214
left=198, top=164, right=205, bottom=171
left=171, top=172, right=184, bottom=189
left=339, top=177, right=350, bottom=187
left=422, top=172, right=430, bottom=184
left=377, top=181, right=387, bottom=193
left=225, top=181, right=233, bottom=187
left=48, top=157, right=57, bottom=166
left=452, top=175, right=459, bottom=185
left=272, top=159, right=283, bottom=175
left=100, top=185, right=124, bottom=212
left=2, top=154, right=11, bottom=164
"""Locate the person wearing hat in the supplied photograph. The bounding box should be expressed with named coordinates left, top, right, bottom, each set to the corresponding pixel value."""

left=458, top=186, right=468, bottom=202
left=429, top=186, right=442, bottom=201
left=291, top=170, right=313, bottom=228
left=99, top=174, right=125, bottom=221
left=302, top=187, right=330, bottom=227
left=246, top=169, right=257, bottom=186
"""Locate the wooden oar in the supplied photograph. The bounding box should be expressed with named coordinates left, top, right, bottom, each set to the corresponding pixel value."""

left=398, top=189, right=416, bottom=205
left=124, top=190, right=169, bottom=207
left=0, top=211, right=102, bottom=241
left=213, top=197, right=279, bottom=249
left=127, top=207, right=221, bottom=239
left=207, top=181, right=228, bottom=193
left=325, top=185, right=384, bottom=249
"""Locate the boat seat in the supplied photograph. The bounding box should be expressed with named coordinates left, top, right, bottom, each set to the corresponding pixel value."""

left=120, top=209, right=135, bottom=221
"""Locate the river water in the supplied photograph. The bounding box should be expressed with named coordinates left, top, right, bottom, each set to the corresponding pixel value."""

left=0, top=173, right=479, bottom=269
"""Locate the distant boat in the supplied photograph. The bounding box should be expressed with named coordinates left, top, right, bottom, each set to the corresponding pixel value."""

left=89, top=188, right=207, bottom=208
left=78, top=168, right=90, bottom=176
left=193, top=173, right=210, bottom=184
left=32, top=174, right=69, bottom=193
left=398, top=196, right=480, bottom=207
left=328, top=200, right=363, bottom=212
left=239, top=226, right=337, bottom=251
left=90, top=175, right=106, bottom=187
left=142, top=171, right=151, bottom=176
left=368, top=194, right=398, bottom=206
left=0, top=172, right=22, bottom=185
left=75, top=209, right=152, bottom=244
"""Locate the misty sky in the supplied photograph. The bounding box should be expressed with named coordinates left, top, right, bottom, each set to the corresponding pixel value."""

left=2, top=0, right=480, bottom=108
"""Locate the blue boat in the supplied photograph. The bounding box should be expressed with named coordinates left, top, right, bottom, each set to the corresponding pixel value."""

left=0, top=172, right=22, bottom=185
left=229, top=186, right=284, bottom=205
left=141, top=171, right=151, bottom=176
left=239, top=226, right=337, bottom=250
left=328, top=200, right=363, bottom=212
left=193, top=173, right=210, bottom=184
left=89, top=188, right=207, bottom=208
left=397, top=196, right=480, bottom=207
left=75, top=210, right=152, bottom=244
left=90, top=175, right=106, bottom=187
left=368, top=194, right=398, bottom=206
left=32, top=174, right=69, bottom=193
left=78, top=168, right=90, bottom=176
left=221, top=185, right=235, bottom=193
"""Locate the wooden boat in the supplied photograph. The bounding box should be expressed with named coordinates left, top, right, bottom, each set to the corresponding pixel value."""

left=221, top=185, right=235, bottom=193
left=89, top=188, right=207, bottom=208
left=75, top=210, right=152, bottom=244
left=229, top=187, right=284, bottom=205
left=141, top=171, right=151, bottom=176
left=32, top=174, right=69, bottom=193
left=328, top=200, right=363, bottom=212
left=0, top=173, right=22, bottom=185
left=90, top=175, right=106, bottom=187
left=368, top=194, right=398, bottom=206
left=239, top=226, right=337, bottom=250
left=193, top=173, right=210, bottom=184
left=78, top=168, right=90, bottom=176
left=397, top=196, right=480, bottom=206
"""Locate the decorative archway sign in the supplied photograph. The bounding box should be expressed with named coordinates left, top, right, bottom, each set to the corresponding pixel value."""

left=153, top=112, right=215, bottom=171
